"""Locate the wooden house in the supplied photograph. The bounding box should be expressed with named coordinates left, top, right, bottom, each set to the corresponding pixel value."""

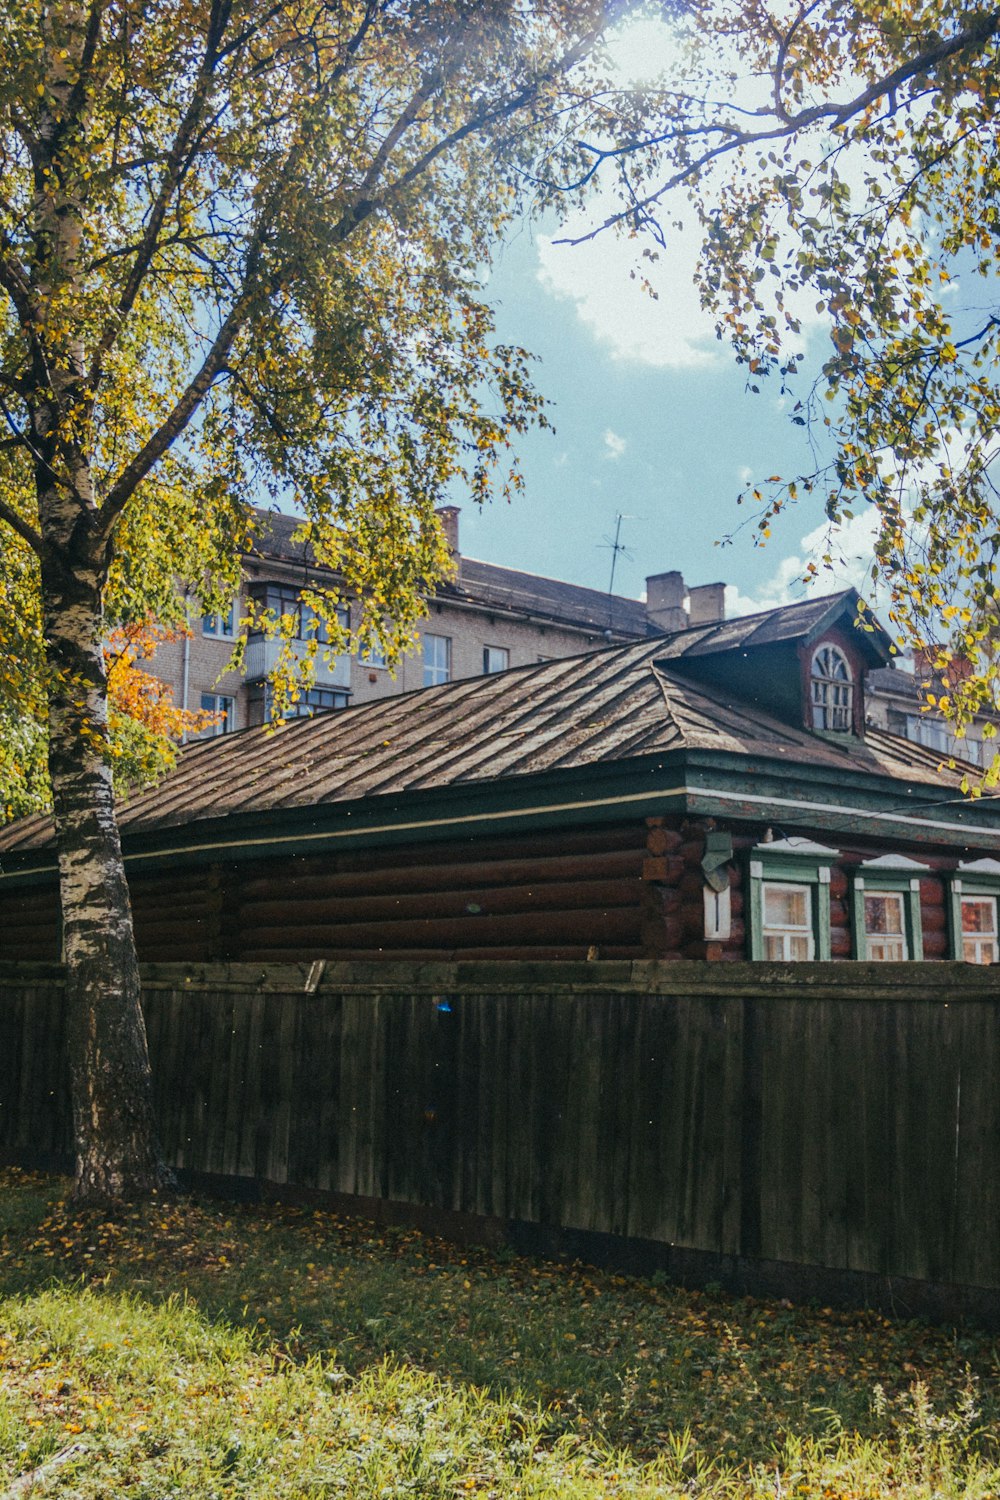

left=3, top=590, right=1000, bottom=966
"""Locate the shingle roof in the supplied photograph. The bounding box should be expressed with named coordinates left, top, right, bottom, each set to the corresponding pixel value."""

left=0, top=612, right=975, bottom=856
left=654, top=589, right=890, bottom=661
left=442, top=557, right=648, bottom=636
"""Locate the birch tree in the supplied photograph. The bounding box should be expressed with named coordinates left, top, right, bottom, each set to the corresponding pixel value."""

left=0, top=0, right=631, bottom=1200
left=560, top=2, right=1000, bottom=756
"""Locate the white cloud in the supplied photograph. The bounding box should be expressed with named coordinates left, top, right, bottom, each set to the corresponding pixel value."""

left=536, top=221, right=722, bottom=370
left=603, top=428, right=627, bottom=460
left=737, top=464, right=753, bottom=485
left=726, top=510, right=884, bottom=618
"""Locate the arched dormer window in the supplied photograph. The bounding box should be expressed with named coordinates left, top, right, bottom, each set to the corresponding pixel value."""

left=810, top=644, right=853, bottom=731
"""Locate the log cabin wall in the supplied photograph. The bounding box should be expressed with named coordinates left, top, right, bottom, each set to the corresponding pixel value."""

left=0, top=815, right=976, bottom=964
left=0, top=883, right=61, bottom=963
left=220, top=820, right=669, bottom=964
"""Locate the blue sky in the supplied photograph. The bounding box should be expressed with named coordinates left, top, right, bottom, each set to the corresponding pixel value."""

left=455, top=17, right=884, bottom=619
left=458, top=216, right=882, bottom=619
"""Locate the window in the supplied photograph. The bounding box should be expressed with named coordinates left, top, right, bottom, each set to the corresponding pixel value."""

left=851, top=854, right=927, bottom=961
left=862, top=892, right=907, bottom=960
left=483, top=645, right=509, bottom=674
left=960, top=897, right=998, bottom=964
left=202, top=602, right=236, bottom=638
left=905, top=714, right=986, bottom=766
left=283, top=687, right=349, bottom=719
left=810, top=644, right=853, bottom=731
left=249, top=585, right=348, bottom=643
left=199, top=693, right=234, bottom=735
left=761, top=882, right=814, bottom=960
left=950, top=860, right=1000, bottom=963
left=359, top=643, right=388, bottom=669
left=748, top=837, right=838, bottom=961
left=423, top=633, right=451, bottom=686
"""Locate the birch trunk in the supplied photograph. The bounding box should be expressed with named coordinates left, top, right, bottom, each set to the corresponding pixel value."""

left=26, top=2, right=171, bottom=1200
left=41, top=539, right=170, bottom=1201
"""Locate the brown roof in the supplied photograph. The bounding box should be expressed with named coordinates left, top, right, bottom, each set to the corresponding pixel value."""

left=444, top=557, right=648, bottom=637
left=0, top=621, right=976, bottom=856
left=654, top=588, right=891, bottom=662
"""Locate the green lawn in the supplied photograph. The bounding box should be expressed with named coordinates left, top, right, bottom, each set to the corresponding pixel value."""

left=1, top=1168, right=998, bottom=1496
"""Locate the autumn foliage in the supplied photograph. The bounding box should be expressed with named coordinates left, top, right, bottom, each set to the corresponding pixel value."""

left=105, top=620, right=218, bottom=770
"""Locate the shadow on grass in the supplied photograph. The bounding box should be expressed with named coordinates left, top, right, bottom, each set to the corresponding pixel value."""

left=1, top=1168, right=998, bottom=1470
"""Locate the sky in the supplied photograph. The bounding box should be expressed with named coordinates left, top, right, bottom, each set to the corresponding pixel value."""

left=454, top=16, right=883, bottom=620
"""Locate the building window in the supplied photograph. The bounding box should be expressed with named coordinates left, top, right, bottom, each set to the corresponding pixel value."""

left=761, top=882, right=814, bottom=961
left=423, top=633, right=451, bottom=686
left=202, top=603, right=236, bottom=638
left=810, top=644, right=853, bottom=731
left=748, top=837, right=838, bottom=961
left=483, top=645, right=509, bottom=674
left=904, top=714, right=985, bottom=766
left=862, top=891, right=907, bottom=960
left=283, top=687, right=349, bottom=719
left=950, top=860, right=1000, bottom=963
left=199, top=693, right=234, bottom=735
left=959, top=897, right=998, bottom=964
left=249, top=585, right=348, bottom=643
left=851, top=855, right=927, bottom=961
left=359, top=644, right=388, bottom=669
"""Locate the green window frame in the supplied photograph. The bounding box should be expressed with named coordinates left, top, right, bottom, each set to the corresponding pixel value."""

left=949, top=859, right=1000, bottom=964
left=749, top=838, right=839, bottom=962
left=850, top=855, right=928, bottom=961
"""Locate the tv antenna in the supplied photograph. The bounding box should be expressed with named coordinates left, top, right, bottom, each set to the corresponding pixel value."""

left=600, top=513, right=636, bottom=633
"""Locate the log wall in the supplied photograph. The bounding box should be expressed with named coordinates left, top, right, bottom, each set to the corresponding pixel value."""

left=0, top=815, right=979, bottom=964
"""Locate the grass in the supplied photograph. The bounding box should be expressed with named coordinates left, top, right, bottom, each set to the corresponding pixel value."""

left=1, top=1169, right=999, bottom=1496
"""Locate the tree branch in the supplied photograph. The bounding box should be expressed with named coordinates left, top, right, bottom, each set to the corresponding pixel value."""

left=554, top=7, right=1000, bottom=241
left=88, top=0, right=233, bottom=389
left=0, top=494, right=45, bottom=557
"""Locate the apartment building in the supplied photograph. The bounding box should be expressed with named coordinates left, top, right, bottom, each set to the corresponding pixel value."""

left=865, top=656, right=997, bottom=769
left=146, top=503, right=996, bottom=768
left=149, top=505, right=727, bottom=736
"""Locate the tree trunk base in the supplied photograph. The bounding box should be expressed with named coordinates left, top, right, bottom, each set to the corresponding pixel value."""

left=72, top=1154, right=178, bottom=1206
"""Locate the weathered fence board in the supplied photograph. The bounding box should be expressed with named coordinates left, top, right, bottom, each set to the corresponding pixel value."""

left=3, top=959, right=1000, bottom=1315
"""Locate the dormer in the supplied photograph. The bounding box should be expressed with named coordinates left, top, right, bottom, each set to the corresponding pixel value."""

left=655, top=589, right=892, bottom=735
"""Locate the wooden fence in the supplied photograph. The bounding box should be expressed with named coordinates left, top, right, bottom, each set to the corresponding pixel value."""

left=2, top=959, right=999, bottom=1320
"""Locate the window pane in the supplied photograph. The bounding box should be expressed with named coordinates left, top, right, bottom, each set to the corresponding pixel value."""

left=483, top=646, right=509, bottom=674
left=423, top=634, right=451, bottom=686
left=864, top=893, right=904, bottom=935
left=788, top=934, right=812, bottom=961
left=198, top=693, right=233, bottom=735
left=962, top=897, right=996, bottom=934
left=764, top=886, right=808, bottom=927
left=869, top=937, right=906, bottom=962
left=810, top=645, right=852, bottom=731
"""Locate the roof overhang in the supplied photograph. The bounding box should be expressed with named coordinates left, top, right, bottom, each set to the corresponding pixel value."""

left=2, top=742, right=998, bottom=887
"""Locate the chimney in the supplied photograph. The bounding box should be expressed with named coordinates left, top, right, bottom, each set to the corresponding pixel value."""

left=688, top=581, right=726, bottom=626
left=913, top=645, right=972, bottom=685
left=436, top=505, right=460, bottom=556
left=645, top=570, right=687, bottom=633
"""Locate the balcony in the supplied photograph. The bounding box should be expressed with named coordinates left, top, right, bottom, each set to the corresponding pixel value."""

left=244, top=635, right=351, bottom=690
